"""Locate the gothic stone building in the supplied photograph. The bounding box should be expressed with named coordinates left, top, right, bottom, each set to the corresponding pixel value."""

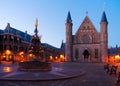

left=65, top=11, right=108, bottom=62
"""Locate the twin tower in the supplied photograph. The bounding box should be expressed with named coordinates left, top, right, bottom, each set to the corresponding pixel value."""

left=65, top=11, right=108, bottom=62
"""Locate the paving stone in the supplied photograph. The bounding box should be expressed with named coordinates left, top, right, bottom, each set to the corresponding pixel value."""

left=0, top=62, right=118, bottom=86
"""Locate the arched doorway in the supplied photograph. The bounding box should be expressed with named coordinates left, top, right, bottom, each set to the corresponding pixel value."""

left=83, top=50, right=90, bottom=62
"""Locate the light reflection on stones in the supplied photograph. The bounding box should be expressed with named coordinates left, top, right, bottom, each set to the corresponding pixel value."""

left=3, top=67, right=12, bottom=72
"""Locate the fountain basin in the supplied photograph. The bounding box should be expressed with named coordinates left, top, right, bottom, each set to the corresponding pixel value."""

left=18, top=61, right=52, bottom=72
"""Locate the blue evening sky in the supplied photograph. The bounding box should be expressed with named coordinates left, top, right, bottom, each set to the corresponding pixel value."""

left=0, top=0, right=120, bottom=48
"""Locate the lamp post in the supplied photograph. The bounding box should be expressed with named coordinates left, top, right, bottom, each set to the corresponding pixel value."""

left=6, top=50, right=11, bottom=61
left=115, top=55, right=120, bottom=63
left=19, top=51, right=24, bottom=62
left=60, top=54, right=63, bottom=62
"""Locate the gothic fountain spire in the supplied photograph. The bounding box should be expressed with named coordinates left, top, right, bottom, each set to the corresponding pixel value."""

left=34, top=18, right=38, bottom=37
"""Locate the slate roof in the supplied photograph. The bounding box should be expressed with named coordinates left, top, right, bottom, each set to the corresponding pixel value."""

left=0, top=24, right=31, bottom=42
left=101, top=11, right=108, bottom=23
left=66, top=11, right=72, bottom=23
left=41, top=43, right=60, bottom=49
left=0, top=29, right=4, bottom=34
left=0, top=23, right=61, bottom=49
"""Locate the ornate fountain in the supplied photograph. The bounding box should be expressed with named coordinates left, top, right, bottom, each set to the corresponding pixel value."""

left=18, top=19, right=52, bottom=71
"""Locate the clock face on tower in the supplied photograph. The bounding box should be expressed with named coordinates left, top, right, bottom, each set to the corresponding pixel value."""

left=82, top=35, right=90, bottom=43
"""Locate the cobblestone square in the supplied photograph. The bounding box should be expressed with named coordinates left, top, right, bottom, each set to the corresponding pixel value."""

left=0, top=62, right=119, bottom=86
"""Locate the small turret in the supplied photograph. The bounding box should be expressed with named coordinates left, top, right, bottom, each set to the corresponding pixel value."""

left=100, top=11, right=108, bottom=35
left=65, top=11, right=73, bottom=61
left=67, top=11, right=72, bottom=23
left=61, top=40, right=65, bottom=49
left=100, top=11, right=108, bottom=62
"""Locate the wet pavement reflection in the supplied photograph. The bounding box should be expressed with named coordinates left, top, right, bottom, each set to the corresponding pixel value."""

left=0, top=64, right=18, bottom=73
left=3, top=67, right=12, bottom=72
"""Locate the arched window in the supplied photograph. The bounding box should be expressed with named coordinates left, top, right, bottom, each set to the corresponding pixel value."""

left=82, top=35, right=90, bottom=43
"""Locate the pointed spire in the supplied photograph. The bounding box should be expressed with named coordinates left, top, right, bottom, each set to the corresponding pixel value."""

left=66, top=11, right=72, bottom=23
left=62, top=40, right=63, bottom=43
left=61, top=40, right=64, bottom=47
left=34, top=18, right=38, bottom=36
left=61, top=40, right=65, bottom=49
left=100, top=11, right=108, bottom=23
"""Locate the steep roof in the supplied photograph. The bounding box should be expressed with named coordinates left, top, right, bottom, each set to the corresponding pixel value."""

left=66, top=11, right=72, bottom=23
left=76, top=15, right=98, bottom=35
left=100, top=11, right=108, bottom=23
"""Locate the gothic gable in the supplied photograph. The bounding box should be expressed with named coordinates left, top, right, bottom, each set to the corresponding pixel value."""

left=74, top=16, right=100, bottom=44
left=76, top=16, right=98, bottom=35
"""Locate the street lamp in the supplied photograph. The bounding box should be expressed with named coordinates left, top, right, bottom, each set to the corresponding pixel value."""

left=115, top=55, right=120, bottom=63
left=19, top=51, right=24, bottom=62
left=60, top=54, right=63, bottom=62
left=6, top=50, right=11, bottom=54
left=5, top=50, right=11, bottom=61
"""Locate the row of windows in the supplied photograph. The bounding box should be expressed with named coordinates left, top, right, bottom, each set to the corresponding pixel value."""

left=0, top=35, right=22, bottom=43
left=0, top=45, right=28, bottom=52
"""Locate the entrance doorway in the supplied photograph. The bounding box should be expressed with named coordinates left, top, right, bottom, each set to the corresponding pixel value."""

left=83, top=50, right=90, bottom=62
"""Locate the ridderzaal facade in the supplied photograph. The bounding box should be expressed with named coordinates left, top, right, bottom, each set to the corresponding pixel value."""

left=65, top=11, right=108, bottom=62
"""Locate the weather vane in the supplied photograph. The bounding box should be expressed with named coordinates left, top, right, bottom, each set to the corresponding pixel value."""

left=103, top=2, right=106, bottom=11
